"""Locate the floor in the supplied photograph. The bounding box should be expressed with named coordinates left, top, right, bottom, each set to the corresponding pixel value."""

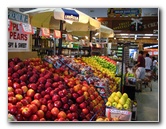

left=135, top=80, right=159, bottom=122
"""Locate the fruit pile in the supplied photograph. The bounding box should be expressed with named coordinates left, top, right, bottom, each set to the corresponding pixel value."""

left=8, top=57, right=105, bottom=121
left=106, top=91, right=131, bottom=110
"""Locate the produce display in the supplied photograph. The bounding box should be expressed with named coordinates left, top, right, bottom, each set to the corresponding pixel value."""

left=8, top=55, right=133, bottom=122
left=8, top=57, right=105, bottom=121
left=105, top=91, right=131, bottom=110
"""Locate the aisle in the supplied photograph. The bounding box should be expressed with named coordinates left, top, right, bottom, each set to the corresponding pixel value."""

left=135, top=80, right=159, bottom=122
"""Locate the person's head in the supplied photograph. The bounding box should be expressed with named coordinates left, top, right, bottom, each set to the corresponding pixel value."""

left=152, top=56, right=156, bottom=61
left=139, top=51, right=144, bottom=55
left=146, top=53, right=150, bottom=57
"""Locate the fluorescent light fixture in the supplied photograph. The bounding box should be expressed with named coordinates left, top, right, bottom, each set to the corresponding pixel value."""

left=95, top=32, right=99, bottom=36
left=73, top=36, right=78, bottom=39
left=135, top=35, right=137, bottom=40
left=114, top=37, right=116, bottom=40
left=143, top=37, right=151, bottom=38
left=92, top=37, right=96, bottom=39
left=65, top=20, right=73, bottom=24
left=145, top=34, right=153, bottom=36
left=85, top=36, right=88, bottom=39
left=120, top=34, right=129, bottom=36
left=144, top=45, right=158, bottom=49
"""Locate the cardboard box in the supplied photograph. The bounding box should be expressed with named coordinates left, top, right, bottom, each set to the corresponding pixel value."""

left=105, top=107, right=132, bottom=121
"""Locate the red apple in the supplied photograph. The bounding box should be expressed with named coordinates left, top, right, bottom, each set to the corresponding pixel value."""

left=40, top=91, right=46, bottom=97
left=15, top=113, right=23, bottom=121
left=29, top=104, right=38, bottom=114
left=24, top=96, right=32, bottom=103
left=72, top=112, right=78, bottom=119
left=31, top=99, right=41, bottom=108
left=28, top=83, right=37, bottom=91
left=8, top=91, right=14, bottom=97
left=34, top=93, right=42, bottom=100
left=76, top=95, right=85, bottom=104
left=15, top=94, right=23, bottom=101
left=61, top=96, right=68, bottom=104
left=8, top=96, right=17, bottom=104
left=69, top=104, right=78, bottom=112
left=47, top=100, right=52, bottom=104
left=53, top=76, right=60, bottom=82
left=20, top=99, right=29, bottom=106
left=29, top=114, right=39, bottom=121
left=26, top=89, right=35, bottom=98
left=79, top=102, right=87, bottom=109
left=21, top=86, right=28, bottom=94
left=45, top=87, right=52, bottom=94
left=13, top=82, right=21, bottom=89
left=40, top=105, right=48, bottom=112
left=45, top=110, right=52, bottom=120
left=82, top=108, right=89, bottom=115
left=52, top=95, right=60, bottom=101
left=54, top=100, right=62, bottom=108
left=52, top=82, right=59, bottom=88
left=8, top=79, right=13, bottom=87
left=8, top=105, right=18, bottom=115
left=58, top=90, right=65, bottom=98
left=45, top=82, right=52, bottom=88
left=63, top=104, right=69, bottom=111
left=57, top=111, right=67, bottom=119
left=72, top=93, right=79, bottom=99
left=77, top=90, right=84, bottom=96
left=36, top=110, right=44, bottom=119
left=51, top=107, right=59, bottom=117
left=47, top=103, right=54, bottom=111
left=19, top=74, right=28, bottom=82
left=39, top=98, right=47, bottom=105
left=38, top=77, right=46, bottom=84
left=15, top=88, right=23, bottom=95
left=21, top=107, right=32, bottom=118
left=47, top=78, right=53, bottom=83
left=67, top=112, right=73, bottom=120
left=44, top=94, right=51, bottom=100
left=40, top=118, right=46, bottom=121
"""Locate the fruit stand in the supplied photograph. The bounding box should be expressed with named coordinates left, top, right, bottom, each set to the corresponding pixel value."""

left=8, top=55, right=137, bottom=122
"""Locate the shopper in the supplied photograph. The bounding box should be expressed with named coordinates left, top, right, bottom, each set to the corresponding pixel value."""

left=134, top=50, right=145, bottom=92
left=145, top=53, right=152, bottom=72
left=152, top=56, right=158, bottom=80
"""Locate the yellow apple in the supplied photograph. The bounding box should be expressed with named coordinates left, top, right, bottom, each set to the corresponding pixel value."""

left=122, top=93, right=128, bottom=100
left=118, top=97, right=126, bottom=105
left=108, top=96, right=114, bottom=103
left=123, top=103, right=129, bottom=110
left=106, top=101, right=112, bottom=107
left=116, top=103, right=123, bottom=110
left=112, top=102, right=118, bottom=108
left=113, top=95, right=119, bottom=103
left=116, top=91, right=122, bottom=98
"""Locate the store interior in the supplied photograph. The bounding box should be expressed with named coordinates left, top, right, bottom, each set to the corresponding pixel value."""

left=8, top=8, right=159, bottom=122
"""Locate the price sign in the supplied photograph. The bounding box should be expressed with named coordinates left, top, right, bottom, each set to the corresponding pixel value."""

left=54, top=30, right=61, bottom=38
left=21, top=23, right=33, bottom=34
left=39, top=28, right=50, bottom=37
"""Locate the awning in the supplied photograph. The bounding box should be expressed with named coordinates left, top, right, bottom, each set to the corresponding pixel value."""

left=23, top=8, right=101, bottom=31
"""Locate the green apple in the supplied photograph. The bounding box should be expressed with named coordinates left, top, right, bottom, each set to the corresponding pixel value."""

left=112, top=102, right=117, bottom=108
left=118, top=97, right=126, bottom=105
left=116, top=103, right=122, bottom=110
left=123, top=103, right=129, bottom=110
left=116, top=91, right=122, bottom=98
left=106, top=101, right=112, bottom=107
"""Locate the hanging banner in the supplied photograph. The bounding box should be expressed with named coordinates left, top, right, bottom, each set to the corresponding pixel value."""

left=66, top=34, right=73, bottom=41
left=39, top=28, right=50, bottom=37
left=53, top=30, right=61, bottom=38
left=8, top=22, right=29, bottom=51
left=21, top=23, right=33, bottom=34
left=8, top=19, right=13, bottom=31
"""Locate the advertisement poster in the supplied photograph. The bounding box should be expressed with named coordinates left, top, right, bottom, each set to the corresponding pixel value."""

left=8, top=22, right=30, bottom=51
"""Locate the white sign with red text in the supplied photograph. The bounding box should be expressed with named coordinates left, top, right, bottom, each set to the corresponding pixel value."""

left=8, top=22, right=29, bottom=51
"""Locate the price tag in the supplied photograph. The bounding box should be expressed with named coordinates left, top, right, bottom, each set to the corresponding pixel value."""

left=21, top=23, right=33, bottom=34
